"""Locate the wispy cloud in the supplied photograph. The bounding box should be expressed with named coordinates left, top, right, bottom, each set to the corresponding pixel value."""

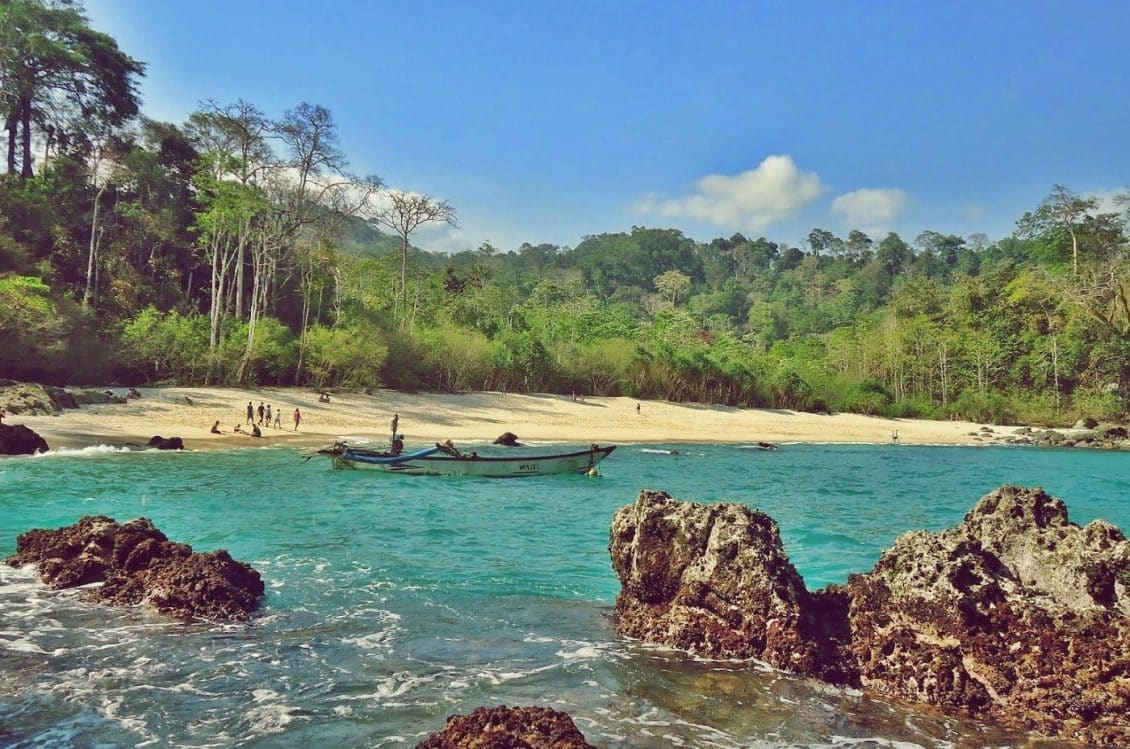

left=635, top=155, right=822, bottom=233
left=830, top=188, right=908, bottom=231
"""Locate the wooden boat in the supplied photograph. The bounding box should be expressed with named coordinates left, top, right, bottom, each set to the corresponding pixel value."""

left=317, top=442, right=616, bottom=477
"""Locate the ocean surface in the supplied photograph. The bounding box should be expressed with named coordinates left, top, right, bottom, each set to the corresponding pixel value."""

left=1, top=441, right=1127, bottom=748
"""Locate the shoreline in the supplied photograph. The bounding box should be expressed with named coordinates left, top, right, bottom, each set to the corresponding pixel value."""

left=9, top=386, right=1020, bottom=453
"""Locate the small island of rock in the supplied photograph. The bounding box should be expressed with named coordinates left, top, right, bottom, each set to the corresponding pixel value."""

left=6, top=515, right=264, bottom=622
left=610, top=485, right=1130, bottom=746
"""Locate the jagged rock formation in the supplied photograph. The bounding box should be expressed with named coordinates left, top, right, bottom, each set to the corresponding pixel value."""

left=416, top=706, right=596, bottom=748
left=610, top=490, right=850, bottom=681
left=6, top=516, right=264, bottom=621
left=0, top=422, right=50, bottom=454
left=609, top=486, right=1130, bottom=746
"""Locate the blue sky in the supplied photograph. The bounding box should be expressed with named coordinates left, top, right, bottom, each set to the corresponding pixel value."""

left=85, top=0, right=1130, bottom=253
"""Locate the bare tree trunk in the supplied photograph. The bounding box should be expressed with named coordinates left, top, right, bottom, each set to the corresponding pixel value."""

left=1051, top=331, right=1060, bottom=411
left=19, top=97, right=33, bottom=178
left=83, top=183, right=108, bottom=306
left=5, top=111, right=16, bottom=174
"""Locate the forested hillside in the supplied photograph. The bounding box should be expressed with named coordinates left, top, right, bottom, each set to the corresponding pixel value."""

left=2, top=0, right=1127, bottom=425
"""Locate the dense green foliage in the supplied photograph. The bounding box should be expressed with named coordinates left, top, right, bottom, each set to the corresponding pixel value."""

left=2, top=1, right=1128, bottom=425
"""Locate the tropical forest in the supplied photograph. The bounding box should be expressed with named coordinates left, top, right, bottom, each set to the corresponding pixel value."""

left=2, top=0, right=1128, bottom=426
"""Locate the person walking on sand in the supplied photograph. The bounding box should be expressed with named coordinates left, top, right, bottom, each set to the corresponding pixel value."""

left=246, top=401, right=253, bottom=425
left=293, top=407, right=301, bottom=431
left=273, top=409, right=282, bottom=429
left=265, top=404, right=272, bottom=427
left=892, top=430, right=900, bottom=443
left=257, top=402, right=265, bottom=425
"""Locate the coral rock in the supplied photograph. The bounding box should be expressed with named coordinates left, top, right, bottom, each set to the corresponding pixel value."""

left=416, top=706, right=596, bottom=749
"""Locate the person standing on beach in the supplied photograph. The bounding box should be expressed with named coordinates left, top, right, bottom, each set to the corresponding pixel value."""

left=273, top=409, right=282, bottom=428
left=293, top=407, right=301, bottom=431
left=246, top=401, right=253, bottom=425
left=257, top=402, right=265, bottom=425
left=265, top=404, right=272, bottom=427
left=892, top=430, right=900, bottom=443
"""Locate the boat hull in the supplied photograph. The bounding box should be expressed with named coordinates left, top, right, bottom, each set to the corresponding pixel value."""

left=331, top=445, right=615, bottom=477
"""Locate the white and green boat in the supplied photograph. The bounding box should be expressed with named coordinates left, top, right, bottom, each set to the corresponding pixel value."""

left=318, top=442, right=615, bottom=477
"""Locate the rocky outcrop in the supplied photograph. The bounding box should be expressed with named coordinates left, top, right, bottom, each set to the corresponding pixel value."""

left=610, top=490, right=850, bottom=681
left=493, top=431, right=522, bottom=446
left=416, top=706, right=596, bottom=748
left=0, top=423, right=49, bottom=454
left=998, top=423, right=1130, bottom=450
left=610, top=486, right=1130, bottom=746
left=146, top=435, right=184, bottom=450
left=0, top=382, right=63, bottom=416
left=6, top=516, right=264, bottom=622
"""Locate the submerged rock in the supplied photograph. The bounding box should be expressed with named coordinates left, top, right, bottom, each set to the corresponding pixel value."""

left=6, top=516, right=264, bottom=622
left=609, top=485, right=1130, bottom=746
left=416, top=705, right=596, bottom=748
left=0, top=423, right=49, bottom=455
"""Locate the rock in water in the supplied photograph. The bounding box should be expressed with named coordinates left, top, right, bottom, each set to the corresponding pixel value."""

left=609, top=486, right=1130, bottom=746
left=609, top=489, right=851, bottom=681
left=0, top=423, right=49, bottom=455
left=493, top=431, right=522, bottom=446
left=146, top=435, right=184, bottom=450
left=416, top=706, right=596, bottom=748
left=5, top=516, right=264, bottom=622
left=845, top=485, right=1129, bottom=744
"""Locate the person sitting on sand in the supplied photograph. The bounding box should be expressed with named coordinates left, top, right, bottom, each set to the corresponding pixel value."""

left=233, top=424, right=244, bottom=434
left=210, top=421, right=223, bottom=434
left=252, top=423, right=262, bottom=438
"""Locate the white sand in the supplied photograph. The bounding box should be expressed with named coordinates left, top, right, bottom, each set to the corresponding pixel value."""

left=14, top=387, right=1012, bottom=452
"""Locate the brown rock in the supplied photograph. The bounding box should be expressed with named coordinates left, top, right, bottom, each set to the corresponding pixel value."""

left=6, top=515, right=264, bottom=622
left=609, top=485, right=1130, bottom=746
left=609, top=490, right=851, bottom=681
left=0, top=422, right=50, bottom=455
left=845, top=485, right=1130, bottom=745
left=416, top=706, right=596, bottom=749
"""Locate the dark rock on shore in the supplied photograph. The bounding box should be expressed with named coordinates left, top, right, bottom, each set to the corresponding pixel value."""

left=999, top=423, right=1130, bottom=450
left=146, top=435, right=184, bottom=450
left=609, top=486, right=1130, bottom=746
left=416, top=706, right=596, bottom=748
left=0, top=423, right=49, bottom=455
left=6, top=516, right=264, bottom=622
left=493, top=431, right=522, bottom=446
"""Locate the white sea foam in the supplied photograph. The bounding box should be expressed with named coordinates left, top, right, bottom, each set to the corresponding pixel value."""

left=31, top=444, right=134, bottom=458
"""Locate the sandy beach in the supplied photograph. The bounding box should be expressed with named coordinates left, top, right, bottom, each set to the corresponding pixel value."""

left=12, top=386, right=1014, bottom=452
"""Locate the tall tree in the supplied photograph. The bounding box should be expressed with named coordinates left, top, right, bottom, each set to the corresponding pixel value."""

left=1016, top=185, right=1098, bottom=276
left=372, top=191, right=456, bottom=322
left=0, top=0, right=144, bottom=177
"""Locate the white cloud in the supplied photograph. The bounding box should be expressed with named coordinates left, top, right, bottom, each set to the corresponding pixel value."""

left=1091, top=186, right=1130, bottom=216
left=635, top=155, right=822, bottom=233
left=830, top=188, right=908, bottom=230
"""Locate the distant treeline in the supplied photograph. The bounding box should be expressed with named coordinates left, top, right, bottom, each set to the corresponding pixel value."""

left=1, top=0, right=1127, bottom=425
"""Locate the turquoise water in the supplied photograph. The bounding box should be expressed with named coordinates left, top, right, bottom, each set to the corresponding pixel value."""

left=1, top=442, right=1127, bottom=748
